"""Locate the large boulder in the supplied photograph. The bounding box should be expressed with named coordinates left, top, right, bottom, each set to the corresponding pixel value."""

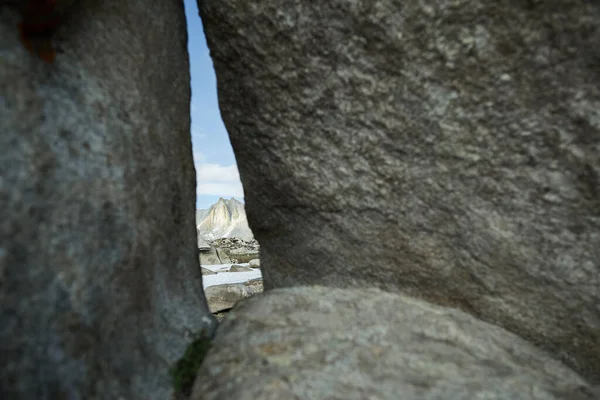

left=199, top=0, right=600, bottom=381
left=204, top=278, right=263, bottom=313
left=248, top=258, right=260, bottom=268
left=198, top=235, right=212, bottom=251
left=229, top=264, right=254, bottom=272
left=201, top=267, right=217, bottom=275
left=0, top=1, right=215, bottom=398
left=192, top=286, right=596, bottom=400
left=199, top=246, right=232, bottom=265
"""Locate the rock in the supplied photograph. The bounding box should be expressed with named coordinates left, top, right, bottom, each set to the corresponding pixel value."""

left=229, top=264, right=254, bottom=272
left=192, top=286, right=595, bottom=400
left=201, top=267, right=217, bottom=275
left=200, top=237, right=259, bottom=265
left=211, top=279, right=264, bottom=322
left=210, top=237, right=260, bottom=252
left=196, top=209, right=210, bottom=226
left=197, top=197, right=254, bottom=240
left=198, top=235, right=212, bottom=251
left=199, top=251, right=219, bottom=265
left=0, top=1, right=215, bottom=398
left=215, top=248, right=232, bottom=264
left=227, top=248, right=260, bottom=264
left=243, top=277, right=263, bottom=288
left=199, top=246, right=233, bottom=265
left=248, top=258, right=260, bottom=268
left=212, top=310, right=230, bottom=323
left=200, top=0, right=600, bottom=381
left=204, top=281, right=264, bottom=313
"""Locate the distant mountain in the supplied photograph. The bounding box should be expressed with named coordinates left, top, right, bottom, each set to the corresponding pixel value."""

left=196, top=197, right=253, bottom=240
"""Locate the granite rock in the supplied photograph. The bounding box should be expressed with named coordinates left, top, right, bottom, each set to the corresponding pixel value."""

left=192, top=286, right=596, bottom=400
left=199, top=0, right=600, bottom=381
left=0, top=1, right=215, bottom=398
left=204, top=280, right=264, bottom=313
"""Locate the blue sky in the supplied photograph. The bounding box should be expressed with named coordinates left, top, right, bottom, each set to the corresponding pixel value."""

left=184, top=0, right=244, bottom=209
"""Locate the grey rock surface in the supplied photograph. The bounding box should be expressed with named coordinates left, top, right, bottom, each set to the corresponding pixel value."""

left=197, top=197, right=253, bottom=240
left=226, top=248, right=260, bottom=264
left=199, top=0, right=600, bottom=381
left=248, top=258, right=260, bottom=268
left=210, top=237, right=260, bottom=251
left=199, top=238, right=259, bottom=265
left=198, top=235, right=212, bottom=251
left=199, top=247, right=232, bottom=265
left=0, top=1, right=215, bottom=398
left=229, top=265, right=254, bottom=273
left=201, top=267, right=217, bottom=275
left=203, top=280, right=263, bottom=313
left=192, top=286, right=595, bottom=400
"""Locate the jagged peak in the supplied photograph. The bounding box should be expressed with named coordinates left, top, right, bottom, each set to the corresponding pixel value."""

left=196, top=197, right=253, bottom=240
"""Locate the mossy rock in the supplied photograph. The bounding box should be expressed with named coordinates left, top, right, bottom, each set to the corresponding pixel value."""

left=170, top=330, right=212, bottom=397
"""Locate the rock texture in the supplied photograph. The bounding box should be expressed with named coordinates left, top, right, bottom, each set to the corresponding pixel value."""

left=203, top=279, right=263, bottom=313
left=200, top=247, right=230, bottom=265
left=198, top=235, right=212, bottom=251
left=0, top=1, right=215, bottom=398
left=200, top=237, right=260, bottom=265
left=197, top=197, right=253, bottom=240
left=199, top=0, right=600, bottom=381
left=229, top=265, right=254, bottom=272
left=192, top=286, right=596, bottom=400
left=201, top=267, right=217, bottom=275
left=248, top=258, right=260, bottom=268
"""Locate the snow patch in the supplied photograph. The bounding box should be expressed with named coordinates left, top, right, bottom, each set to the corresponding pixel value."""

left=202, top=263, right=251, bottom=273
left=202, top=270, right=262, bottom=289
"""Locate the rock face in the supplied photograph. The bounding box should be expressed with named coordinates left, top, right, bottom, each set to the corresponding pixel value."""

left=192, top=286, right=596, bottom=400
left=226, top=248, right=259, bottom=264
left=199, top=0, right=600, bottom=381
left=197, top=235, right=212, bottom=251
left=0, top=1, right=215, bottom=398
left=199, top=247, right=231, bottom=265
left=197, top=197, right=253, bottom=240
left=229, top=265, right=254, bottom=272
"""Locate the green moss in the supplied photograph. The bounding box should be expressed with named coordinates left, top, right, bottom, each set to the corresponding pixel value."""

left=170, top=330, right=212, bottom=396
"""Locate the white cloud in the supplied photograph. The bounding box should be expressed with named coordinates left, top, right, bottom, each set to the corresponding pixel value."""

left=197, top=182, right=245, bottom=198
left=195, top=162, right=245, bottom=198
left=197, top=163, right=239, bottom=182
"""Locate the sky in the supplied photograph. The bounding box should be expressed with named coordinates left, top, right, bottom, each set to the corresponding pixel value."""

left=184, top=0, right=245, bottom=209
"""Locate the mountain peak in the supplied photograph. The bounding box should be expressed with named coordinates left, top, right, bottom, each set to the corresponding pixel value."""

left=197, top=198, right=253, bottom=240
left=215, top=197, right=242, bottom=205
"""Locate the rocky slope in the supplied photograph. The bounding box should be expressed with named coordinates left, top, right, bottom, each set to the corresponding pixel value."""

left=196, top=197, right=253, bottom=240
left=199, top=237, right=259, bottom=265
